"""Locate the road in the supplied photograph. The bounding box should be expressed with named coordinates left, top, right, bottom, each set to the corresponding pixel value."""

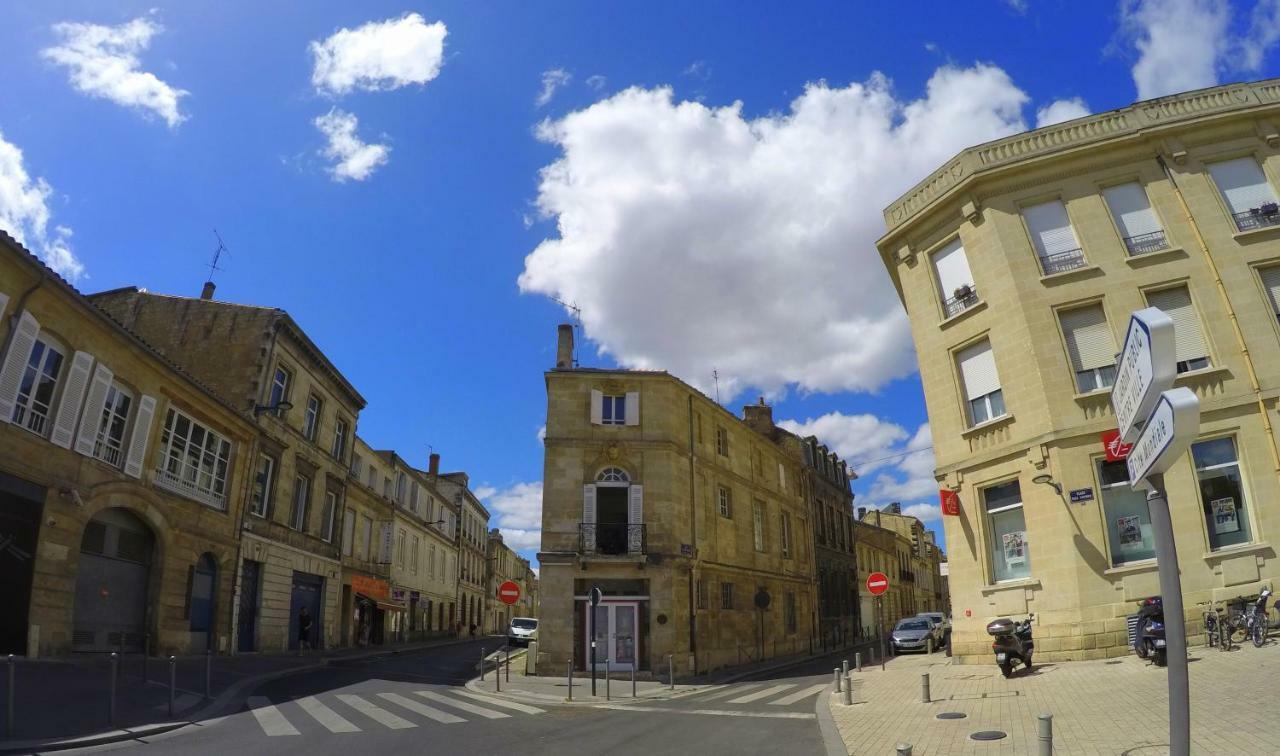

left=91, top=639, right=867, bottom=756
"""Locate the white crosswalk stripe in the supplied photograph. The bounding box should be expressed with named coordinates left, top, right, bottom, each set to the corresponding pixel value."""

left=377, top=692, right=466, bottom=724
left=451, top=690, right=547, bottom=714
left=246, top=696, right=300, bottom=737
left=728, top=684, right=795, bottom=704
left=415, top=690, right=509, bottom=719
left=768, top=684, right=827, bottom=706
left=337, top=694, right=417, bottom=729
left=298, top=695, right=361, bottom=732
left=695, top=684, right=758, bottom=702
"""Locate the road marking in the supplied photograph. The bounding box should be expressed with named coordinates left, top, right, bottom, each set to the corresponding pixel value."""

left=376, top=692, right=465, bottom=724
left=768, top=684, right=827, bottom=706
left=729, top=684, right=795, bottom=704
left=451, top=690, right=547, bottom=714
left=246, top=696, right=299, bottom=736
left=695, top=684, right=758, bottom=701
left=415, top=690, right=510, bottom=719
left=336, top=694, right=417, bottom=729
left=297, top=695, right=361, bottom=733
left=596, top=704, right=814, bottom=720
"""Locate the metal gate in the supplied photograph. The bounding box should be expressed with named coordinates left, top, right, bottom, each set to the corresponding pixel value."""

left=72, top=508, right=154, bottom=652
left=288, top=571, right=324, bottom=650
left=0, top=474, right=45, bottom=655
left=238, top=560, right=261, bottom=652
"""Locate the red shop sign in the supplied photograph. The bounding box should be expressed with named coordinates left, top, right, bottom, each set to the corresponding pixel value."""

left=1101, top=429, right=1133, bottom=462
left=939, top=489, right=960, bottom=517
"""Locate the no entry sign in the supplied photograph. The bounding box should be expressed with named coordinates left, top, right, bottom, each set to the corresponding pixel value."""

left=498, top=580, right=521, bottom=606
left=866, top=571, right=889, bottom=596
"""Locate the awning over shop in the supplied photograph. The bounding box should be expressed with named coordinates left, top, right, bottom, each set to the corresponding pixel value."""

left=376, top=601, right=406, bottom=612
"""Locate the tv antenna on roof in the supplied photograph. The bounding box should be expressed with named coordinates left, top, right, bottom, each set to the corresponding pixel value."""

left=551, top=296, right=583, bottom=367
left=207, top=229, right=229, bottom=283
left=712, top=369, right=721, bottom=405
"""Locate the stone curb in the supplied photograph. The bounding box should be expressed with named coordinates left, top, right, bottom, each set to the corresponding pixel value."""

left=815, top=687, right=848, bottom=756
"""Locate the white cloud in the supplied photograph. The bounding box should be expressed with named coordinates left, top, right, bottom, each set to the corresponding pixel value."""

left=41, top=17, right=188, bottom=127
left=901, top=502, right=942, bottom=523
left=521, top=65, right=1029, bottom=398
left=1035, top=97, right=1090, bottom=127
left=1242, top=0, right=1280, bottom=69
left=314, top=109, right=389, bottom=182
left=310, top=12, right=447, bottom=96
left=1005, top=0, right=1029, bottom=13
left=536, top=425, right=546, bottom=444
left=0, top=130, right=85, bottom=280
left=779, top=412, right=909, bottom=475
left=1121, top=0, right=1230, bottom=99
left=479, top=481, right=544, bottom=554
left=536, top=69, right=572, bottom=107
left=683, top=60, right=711, bottom=80
left=586, top=74, right=607, bottom=91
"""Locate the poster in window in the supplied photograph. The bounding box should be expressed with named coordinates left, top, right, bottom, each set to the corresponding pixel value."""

left=1211, top=497, right=1240, bottom=535
left=1002, top=531, right=1026, bottom=567
left=1116, top=515, right=1144, bottom=551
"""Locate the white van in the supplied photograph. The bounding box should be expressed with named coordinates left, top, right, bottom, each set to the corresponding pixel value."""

left=508, top=617, right=539, bottom=647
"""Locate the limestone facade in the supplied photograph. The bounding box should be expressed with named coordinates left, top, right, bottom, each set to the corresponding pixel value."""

left=432, top=468, right=489, bottom=636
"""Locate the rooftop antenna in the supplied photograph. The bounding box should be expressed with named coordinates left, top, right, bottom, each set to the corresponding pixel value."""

left=712, top=368, right=721, bottom=405
left=551, top=296, right=583, bottom=367
left=207, top=229, right=228, bottom=283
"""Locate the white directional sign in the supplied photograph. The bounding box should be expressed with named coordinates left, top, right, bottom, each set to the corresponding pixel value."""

left=1112, top=308, right=1176, bottom=443
left=1127, top=387, right=1201, bottom=490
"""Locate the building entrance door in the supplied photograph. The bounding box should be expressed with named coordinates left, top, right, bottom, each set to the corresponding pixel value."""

left=288, top=571, right=324, bottom=650
left=238, top=560, right=260, bottom=652
left=189, top=553, right=216, bottom=651
left=585, top=601, right=639, bottom=671
left=0, top=475, right=43, bottom=656
left=72, top=508, right=154, bottom=652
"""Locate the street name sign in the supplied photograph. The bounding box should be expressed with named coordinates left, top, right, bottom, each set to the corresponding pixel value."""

left=866, top=572, right=889, bottom=596
left=1112, top=308, right=1176, bottom=443
left=498, top=580, right=521, bottom=605
left=1127, top=387, right=1200, bottom=490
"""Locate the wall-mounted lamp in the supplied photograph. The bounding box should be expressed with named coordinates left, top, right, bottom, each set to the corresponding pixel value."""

left=253, top=400, right=293, bottom=418
left=1032, top=473, right=1063, bottom=495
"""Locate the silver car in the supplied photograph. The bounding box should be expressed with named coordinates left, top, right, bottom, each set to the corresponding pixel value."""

left=891, top=618, right=935, bottom=653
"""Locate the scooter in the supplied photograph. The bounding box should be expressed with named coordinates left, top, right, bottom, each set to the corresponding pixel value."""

left=1134, top=596, right=1167, bottom=667
left=987, top=614, right=1034, bottom=678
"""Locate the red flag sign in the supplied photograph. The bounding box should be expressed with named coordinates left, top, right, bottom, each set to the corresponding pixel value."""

left=939, top=489, right=960, bottom=517
left=1102, top=429, right=1133, bottom=462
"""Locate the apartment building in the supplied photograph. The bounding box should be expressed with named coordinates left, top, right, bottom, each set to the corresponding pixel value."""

left=485, top=529, right=521, bottom=633
left=852, top=515, right=906, bottom=637
left=430, top=462, right=489, bottom=635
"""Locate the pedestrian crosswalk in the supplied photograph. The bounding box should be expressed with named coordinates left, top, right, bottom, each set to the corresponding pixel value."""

left=682, top=681, right=828, bottom=709
left=245, top=689, right=545, bottom=736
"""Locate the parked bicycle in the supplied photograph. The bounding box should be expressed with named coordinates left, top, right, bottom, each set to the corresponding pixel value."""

left=1198, top=600, right=1223, bottom=650
left=1220, top=589, right=1272, bottom=650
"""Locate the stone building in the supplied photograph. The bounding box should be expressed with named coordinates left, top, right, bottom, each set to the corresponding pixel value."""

left=0, top=233, right=256, bottom=657
left=868, top=506, right=946, bottom=619
left=852, top=515, right=905, bottom=637
left=485, top=529, right=522, bottom=633
left=90, top=285, right=365, bottom=653
left=338, top=436, right=395, bottom=646
left=537, top=326, right=816, bottom=677
left=514, top=559, right=538, bottom=620
left=877, top=78, right=1280, bottom=663
left=430, top=461, right=489, bottom=636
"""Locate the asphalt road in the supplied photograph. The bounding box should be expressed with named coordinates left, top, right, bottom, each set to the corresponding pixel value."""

left=87, top=640, right=872, bottom=756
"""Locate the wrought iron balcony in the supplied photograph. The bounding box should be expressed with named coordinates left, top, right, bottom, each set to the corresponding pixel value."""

left=153, top=467, right=226, bottom=510
left=1232, top=204, right=1280, bottom=232
left=941, top=286, right=980, bottom=318
left=1122, top=230, right=1168, bottom=256
left=580, top=523, right=646, bottom=556
left=1038, top=248, right=1087, bottom=275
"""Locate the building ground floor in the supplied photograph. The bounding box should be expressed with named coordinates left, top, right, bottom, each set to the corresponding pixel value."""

left=943, top=401, right=1280, bottom=664
left=230, top=532, right=341, bottom=653
left=816, top=551, right=858, bottom=648
left=459, top=585, right=485, bottom=636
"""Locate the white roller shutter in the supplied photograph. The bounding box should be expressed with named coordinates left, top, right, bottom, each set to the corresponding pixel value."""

left=589, top=389, right=603, bottom=425
left=1059, top=305, right=1116, bottom=371
left=1023, top=200, right=1081, bottom=258
left=122, top=395, right=156, bottom=479
left=957, top=340, right=1000, bottom=400
left=1102, top=182, right=1162, bottom=239
left=1207, top=157, right=1278, bottom=214
left=74, top=363, right=113, bottom=456
left=932, top=238, right=975, bottom=298
left=1260, top=266, right=1280, bottom=316
left=50, top=351, right=93, bottom=449
left=1146, top=287, right=1209, bottom=363
left=0, top=310, right=41, bottom=423
left=624, top=391, right=640, bottom=426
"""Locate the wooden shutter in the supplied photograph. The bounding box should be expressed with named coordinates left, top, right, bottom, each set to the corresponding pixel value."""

left=50, top=351, right=94, bottom=449
left=932, top=238, right=975, bottom=297
left=625, top=391, right=639, bottom=426
left=1261, top=266, right=1280, bottom=315
left=1102, top=182, right=1162, bottom=238
left=0, top=310, right=41, bottom=422
left=583, top=484, right=597, bottom=523
left=1022, top=200, right=1080, bottom=257
left=590, top=389, right=603, bottom=425
left=1208, top=157, right=1277, bottom=214
left=628, top=484, right=643, bottom=524
left=1059, top=305, right=1115, bottom=371
left=1146, top=287, right=1209, bottom=363
left=74, top=363, right=113, bottom=456
left=123, top=395, right=157, bottom=479
left=957, top=340, right=1000, bottom=400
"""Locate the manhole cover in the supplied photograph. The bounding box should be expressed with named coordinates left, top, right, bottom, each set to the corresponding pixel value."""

left=1105, top=660, right=1123, bottom=665
left=937, top=712, right=967, bottom=720
left=970, top=731, right=1008, bottom=741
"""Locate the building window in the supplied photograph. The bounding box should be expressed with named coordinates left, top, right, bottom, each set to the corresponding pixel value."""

left=397, top=530, right=407, bottom=568
left=597, top=467, right=629, bottom=483
left=720, top=582, right=735, bottom=610
left=1059, top=304, right=1117, bottom=393
left=602, top=394, right=626, bottom=425
left=249, top=453, right=276, bottom=518
left=342, top=507, right=356, bottom=555
left=303, top=394, right=321, bottom=440
left=396, top=472, right=407, bottom=505
left=785, top=592, right=797, bottom=634
left=1260, top=265, right=1280, bottom=323
left=752, top=500, right=765, bottom=552
left=1097, top=459, right=1155, bottom=565
left=12, top=335, right=66, bottom=437
left=320, top=491, right=339, bottom=542
left=383, top=477, right=392, bottom=499
left=1193, top=437, right=1253, bottom=550
left=367, top=465, right=377, bottom=489
left=717, top=485, right=732, bottom=518
left=290, top=474, right=311, bottom=531
left=360, top=515, right=373, bottom=558
left=332, top=418, right=348, bottom=460
left=351, top=454, right=362, bottom=478
left=1145, top=286, right=1211, bottom=373
left=1207, top=156, right=1280, bottom=232
left=428, top=544, right=437, bottom=577
left=984, top=480, right=1030, bottom=583
left=156, top=408, right=233, bottom=509
left=1102, top=182, right=1167, bottom=256
left=1023, top=199, right=1086, bottom=274
left=716, top=427, right=729, bottom=456
left=781, top=512, right=793, bottom=558
left=957, top=339, right=1006, bottom=426
left=93, top=383, right=134, bottom=468
left=411, top=536, right=420, bottom=573
left=269, top=366, right=291, bottom=415
left=696, top=580, right=708, bottom=610
left=932, top=237, right=979, bottom=318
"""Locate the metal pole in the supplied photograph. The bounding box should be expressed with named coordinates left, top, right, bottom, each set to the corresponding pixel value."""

left=204, top=649, right=212, bottom=699
left=142, top=633, right=149, bottom=684
left=496, top=656, right=502, bottom=692
left=631, top=664, right=636, bottom=698
left=878, top=597, right=886, bottom=666
left=896, top=744, right=912, bottom=756
left=6, top=654, right=14, bottom=738
left=1037, top=713, right=1053, bottom=756
left=842, top=658, right=849, bottom=678
left=605, top=658, right=611, bottom=700
left=668, top=654, right=674, bottom=690
left=506, top=650, right=510, bottom=682
left=927, top=638, right=934, bottom=655
left=590, top=609, right=597, bottom=697
left=1148, top=474, right=1189, bottom=756
left=109, top=652, right=118, bottom=725
left=566, top=660, right=573, bottom=701
left=855, top=651, right=862, bottom=672
left=480, top=647, right=486, bottom=681
left=920, top=672, right=930, bottom=704
left=833, top=668, right=842, bottom=692
left=168, top=656, right=176, bottom=717
left=842, top=673, right=852, bottom=705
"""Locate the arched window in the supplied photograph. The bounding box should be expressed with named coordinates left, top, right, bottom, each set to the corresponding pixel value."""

left=596, top=467, right=630, bottom=484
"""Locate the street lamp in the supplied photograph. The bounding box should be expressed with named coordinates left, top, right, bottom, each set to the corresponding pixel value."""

left=1031, top=473, right=1063, bottom=495
left=252, top=399, right=293, bottom=418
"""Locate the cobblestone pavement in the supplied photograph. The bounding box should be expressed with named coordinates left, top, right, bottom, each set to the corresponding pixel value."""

left=827, top=641, right=1280, bottom=755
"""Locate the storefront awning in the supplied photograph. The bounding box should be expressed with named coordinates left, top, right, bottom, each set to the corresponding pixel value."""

left=376, top=601, right=406, bottom=612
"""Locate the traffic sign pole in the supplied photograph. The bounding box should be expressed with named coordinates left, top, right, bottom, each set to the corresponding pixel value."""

left=1145, top=473, right=1189, bottom=756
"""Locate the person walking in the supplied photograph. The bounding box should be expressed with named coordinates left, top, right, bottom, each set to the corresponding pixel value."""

left=298, top=606, right=314, bottom=654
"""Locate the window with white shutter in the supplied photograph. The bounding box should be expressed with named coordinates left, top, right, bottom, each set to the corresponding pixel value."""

left=0, top=310, right=40, bottom=423
left=932, top=238, right=978, bottom=317
left=1102, top=182, right=1168, bottom=255
left=1059, top=304, right=1117, bottom=393
left=625, top=391, right=640, bottom=426
left=1022, top=199, right=1086, bottom=274
left=122, top=395, right=155, bottom=479
left=1208, top=157, right=1280, bottom=231
left=9, top=329, right=67, bottom=438
left=1259, top=265, right=1280, bottom=322
left=49, top=351, right=93, bottom=448
left=957, top=339, right=1006, bottom=426
left=1145, top=286, right=1211, bottom=372
left=92, top=383, right=134, bottom=468
left=74, top=363, right=114, bottom=457
left=589, top=389, right=603, bottom=424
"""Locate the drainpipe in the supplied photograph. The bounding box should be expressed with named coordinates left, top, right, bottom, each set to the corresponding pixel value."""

left=687, top=394, right=698, bottom=673
left=1157, top=155, right=1280, bottom=473
left=0, top=275, right=46, bottom=357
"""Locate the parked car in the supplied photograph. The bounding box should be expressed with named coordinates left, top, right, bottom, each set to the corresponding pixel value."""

left=916, top=612, right=949, bottom=644
left=891, top=618, right=935, bottom=654
left=507, top=617, right=539, bottom=647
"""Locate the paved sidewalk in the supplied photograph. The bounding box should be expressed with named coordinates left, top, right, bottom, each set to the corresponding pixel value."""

left=826, top=641, right=1280, bottom=754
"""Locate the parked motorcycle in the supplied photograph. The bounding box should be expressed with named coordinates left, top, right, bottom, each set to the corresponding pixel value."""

left=987, top=614, right=1034, bottom=678
left=1134, top=596, right=1167, bottom=667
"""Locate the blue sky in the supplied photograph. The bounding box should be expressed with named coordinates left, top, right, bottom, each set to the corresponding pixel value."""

left=4, top=0, right=1280, bottom=568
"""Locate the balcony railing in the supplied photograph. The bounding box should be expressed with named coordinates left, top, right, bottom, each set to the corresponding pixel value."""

left=899, top=569, right=916, bottom=583
left=1038, top=248, right=1086, bottom=275
left=94, top=440, right=124, bottom=469
left=941, top=286, right=979, bottom=318
left=154, top=467, right=226, bottom=510
left=580, top=523, right=646, bottom=556
left=1122, top=230, right=1168, bottom=256
left=1232, top=204, right=1280, bottom=232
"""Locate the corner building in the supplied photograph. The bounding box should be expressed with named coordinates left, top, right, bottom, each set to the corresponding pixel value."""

left=878, top=79, right=1280, bottom=663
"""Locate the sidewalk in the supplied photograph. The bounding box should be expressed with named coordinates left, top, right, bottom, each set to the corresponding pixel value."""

left=825, top=641, right=1280, bottom=754
left=0, top=634, right=480, bottom=751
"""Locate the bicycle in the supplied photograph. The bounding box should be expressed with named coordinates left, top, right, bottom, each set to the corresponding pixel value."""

left=1197, top=600, right=1223, bottom=649
left=1220, top=589, right=1272, bottom=650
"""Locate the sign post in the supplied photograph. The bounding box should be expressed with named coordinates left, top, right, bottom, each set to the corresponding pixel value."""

left=588, top=587, right=602, bottom=696
left=866, top=572, right=889, bottom=663
left=498, top=580, right=521, bottom=606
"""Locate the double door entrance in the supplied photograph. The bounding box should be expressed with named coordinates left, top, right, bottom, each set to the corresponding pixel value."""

left=586, top=601, right=638, bottom=671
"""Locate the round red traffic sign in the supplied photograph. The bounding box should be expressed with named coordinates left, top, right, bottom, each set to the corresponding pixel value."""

left=866, top=571, right=889, bottom=596
left=498, top=580, right=521, bottom=606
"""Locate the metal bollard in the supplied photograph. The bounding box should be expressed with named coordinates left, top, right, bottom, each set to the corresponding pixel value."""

left=927, top=638, right=934, bottom=655
left=496, top=656, right=502, bottom=692
left=480, top=647, right=486, bottom=681
left=855, top=651, right=862, bottom=672
left=505, top=651, right=510, bottom=682
left=842, top=674, right=852, bottom=706
left=921, top=672, right=930, bottom=704
left=7, top=654, right=15, bottom=738
left=566, top=660, right=573, bottom=701
left=833, top=668, right=842, bottom=692
left=1037, top=713, right=1053, bottom=756
left=109, top=652, right=118, bottom=725
left=631, top=664, right=636, bottom=698
left=168, top=656, right=176, bottom=717
left=843, top=658, right=850, bottom=678
left=204, top=649, right=212, bottom=699
left=896, top=744, right=913, bottom=756
left=668, top=654, right=674, bottom=690
left=605, top=659, right=611, bottom=700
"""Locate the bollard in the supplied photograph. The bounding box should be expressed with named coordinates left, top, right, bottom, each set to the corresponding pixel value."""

left=920, top=672, right=931, bottom=704
left=833, top=668, right=842, bottom=692
left=1037, top=713, right=1053, bottom=756
left=631, top=664, right=636, bottom=698
left=496, top=655, right=502, bottom=692
left=927, top=638, right=934, bottom=655
left=842, top=658, right=850, bottom=678
left=505, top=651, right=510, bottom=683
left=204, top=649, right=212, bottom=699
left=605, top=659, right=611, bottom=700
left=168, top=656, right=176, bottom=717
left=842, top=674, right=852, bottom=706
left=855, top=651, right=862, bottom=672
left=668, top=654, right=674, bottom=690
left=480, top=647, right=486, bottom=681
left=7, top=654, right=14, bottom=738
left=109, top=652, right=118, bottom=725
left=896, top=744, right=913, bottom=756
left=566, top=660, right=573, bottom=701
left=142, top=633, right=149, bottom=684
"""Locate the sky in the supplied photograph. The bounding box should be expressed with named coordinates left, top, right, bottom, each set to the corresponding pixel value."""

left=5, top=0, right=1280, bottom=572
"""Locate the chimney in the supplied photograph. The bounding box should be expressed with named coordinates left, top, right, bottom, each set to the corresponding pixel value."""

left=429, top=453, right=440, bottom=477
left=200, top=281, right=216, bottom=300
left=857, top=507, right=867, bottom=520
left=887, top=502, right=902, bottom=515
left=742, top=397, right=774, bottom=434
left=556, top=324, right=574, bottom=368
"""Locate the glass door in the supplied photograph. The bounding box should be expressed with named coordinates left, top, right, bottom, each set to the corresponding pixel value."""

left=613, top=604, right=636, bottom=669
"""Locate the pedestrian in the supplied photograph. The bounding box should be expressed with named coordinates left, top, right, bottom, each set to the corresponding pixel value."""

left=469, top=622, right=476, bottom=637
left=298, top=605, right=313, bottom=654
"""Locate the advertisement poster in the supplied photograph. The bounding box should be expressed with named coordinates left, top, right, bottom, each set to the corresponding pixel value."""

left=1116, top=515, right=1143, bottom=551
left=1211, top=498, right=1240, bottom=535
left=1002, top=531, right=1026, bottom=567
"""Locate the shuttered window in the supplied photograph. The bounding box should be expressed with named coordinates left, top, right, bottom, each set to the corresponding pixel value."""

left=1208, top=157, right=1277, bottom=215
left=1145, top=286, right=1211, bottom=372
left=1023, top=200, right=1084, bottom=273
left=1259, top=265, right=1280, bottom=321
left=932, top=238, right=977, bottom=313
left=957, top=339, right=1006, bottom=425
left=1059, top=305, right=1117, bottom=392
left=1102, top=182, right=1167, bottom=255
